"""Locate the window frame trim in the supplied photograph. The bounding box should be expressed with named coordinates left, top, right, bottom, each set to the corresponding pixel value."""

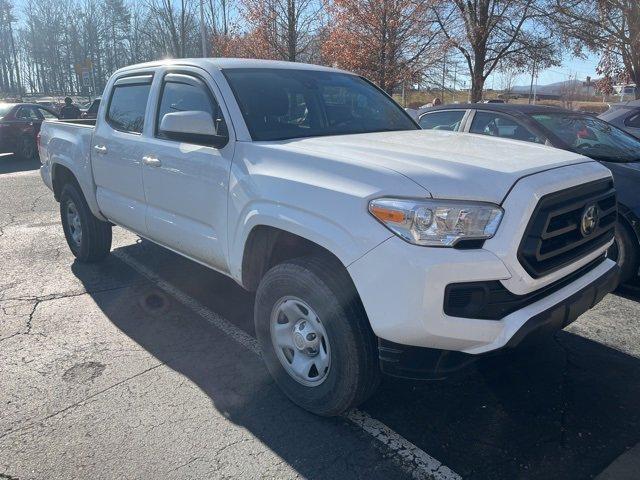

left=105, top=73, right=154, bottom=135
left=153, top=70, right=229, bottom=149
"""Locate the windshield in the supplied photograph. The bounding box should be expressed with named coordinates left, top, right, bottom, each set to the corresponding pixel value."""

left=532, top=113, right=640, bottom=162
left=0, top=104, right=14, bottom=118
left=223, top=68, right=417, bottom=141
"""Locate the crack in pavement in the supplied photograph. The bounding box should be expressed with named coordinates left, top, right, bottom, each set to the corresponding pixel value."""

left=0, top=283, right=148, bottom=343
left=0, top=473, right=20, bottom=480
left=0, top=362, right=166, bottom=442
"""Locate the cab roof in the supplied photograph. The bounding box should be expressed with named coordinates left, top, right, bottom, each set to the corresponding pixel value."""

left=115, top=58, right=352, bottom=75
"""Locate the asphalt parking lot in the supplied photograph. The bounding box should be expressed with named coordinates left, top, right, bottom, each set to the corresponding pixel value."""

left=1, top=155, right=640, bottom=479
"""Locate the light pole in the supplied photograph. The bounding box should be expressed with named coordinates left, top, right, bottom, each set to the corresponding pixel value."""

left=200, top=0, right=207, bottom=57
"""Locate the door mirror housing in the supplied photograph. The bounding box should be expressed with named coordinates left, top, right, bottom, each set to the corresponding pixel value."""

left=159, top=110, right=228, bottom=148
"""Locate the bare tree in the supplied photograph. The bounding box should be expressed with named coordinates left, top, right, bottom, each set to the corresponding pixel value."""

left=555, top=0, right=640, bottom=99
left=0, top=0, right=21, bottom=95
left=432, top=0, right=557, bottom=102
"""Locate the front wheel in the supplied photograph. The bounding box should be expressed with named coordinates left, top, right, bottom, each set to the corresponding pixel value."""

left=60, top=183, right=112, bottom=262
left=255, top=256, right=380, bottom=416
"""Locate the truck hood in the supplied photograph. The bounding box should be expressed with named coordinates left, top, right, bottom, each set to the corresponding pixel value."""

left=270, top=130, right=594, bottom=204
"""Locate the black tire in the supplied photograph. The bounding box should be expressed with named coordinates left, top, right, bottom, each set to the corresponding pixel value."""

left=608, top=221, right=639, bottom=284
left=255, top=255, right=380, bottom=416
left=60, top=182, right=112, bottom=262
left=16, top=135, right=37, bottom=161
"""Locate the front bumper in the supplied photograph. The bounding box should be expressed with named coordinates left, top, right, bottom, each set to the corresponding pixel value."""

left=377, top=261, right=619, bottom=379
left=348, top=236, right=617, bottom=354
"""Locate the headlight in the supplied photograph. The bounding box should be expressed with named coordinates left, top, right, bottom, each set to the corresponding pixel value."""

left=369, top=197, right=503, bottom=247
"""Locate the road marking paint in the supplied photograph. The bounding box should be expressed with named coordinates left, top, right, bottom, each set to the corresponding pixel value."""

left=114, top=250, right=462, bottom=480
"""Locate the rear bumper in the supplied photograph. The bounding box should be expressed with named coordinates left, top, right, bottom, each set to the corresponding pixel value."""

left=379, top=262, right=619, bottom=379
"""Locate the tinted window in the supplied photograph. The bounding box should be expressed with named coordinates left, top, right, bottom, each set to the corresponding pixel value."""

left=107, top=84, right=151, bottom=133
left=224, top=68, right=417, bottom=141
left=156, top=76, right=228, bottom=141
left=87, top=100, right=100, bottom=115
left=38, top=108, right=57, bottom=119
left=625, top=113, right=640, bottom=128
left=16, top=106, right=40, bottom=120
left=418, top=111, right=465, bottom=130
left=533, top=113, right=640, bottom=162
left=470, top=111, right=543, bottom=143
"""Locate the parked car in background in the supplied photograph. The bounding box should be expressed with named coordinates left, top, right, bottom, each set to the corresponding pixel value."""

left=35, top=98, right=60, bottom=113
left=82, top=97, right=101, bottom=119
left=0, top=103, right=59, bottom=160
left=418, top=103, right=640, bottom=283
left=599, top=99, right=640, bottom=139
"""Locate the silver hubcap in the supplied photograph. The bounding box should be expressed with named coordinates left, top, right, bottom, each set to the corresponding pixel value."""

left=270, top=296, right=330, bottom=386
left=66, top=201, right=82, bottom=247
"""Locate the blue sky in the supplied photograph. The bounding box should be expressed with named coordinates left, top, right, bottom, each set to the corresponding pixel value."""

left=11, top=0, right=601, bottom=88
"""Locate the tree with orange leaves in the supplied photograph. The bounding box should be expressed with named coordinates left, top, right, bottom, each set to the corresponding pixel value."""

left=321, top=0, right=441, bottom=94
left=237, top=0, right=326, bottom=62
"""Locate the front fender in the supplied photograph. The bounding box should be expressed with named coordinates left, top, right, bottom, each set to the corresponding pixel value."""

left=228, top=200, right=391, bottom=283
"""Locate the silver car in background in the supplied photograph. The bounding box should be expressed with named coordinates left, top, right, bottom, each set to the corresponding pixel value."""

left=599, top=99, right=640, bottom=139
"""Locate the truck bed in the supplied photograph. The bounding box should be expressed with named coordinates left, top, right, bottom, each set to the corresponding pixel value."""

left=54, top=118, right=96, bottom=127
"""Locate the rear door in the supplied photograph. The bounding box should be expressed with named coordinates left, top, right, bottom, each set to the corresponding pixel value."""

left=12, top=105, right=39, bottom=140
left=141, top=67, right=234, bottom=271
left=91, top=73, right=153, bottom=234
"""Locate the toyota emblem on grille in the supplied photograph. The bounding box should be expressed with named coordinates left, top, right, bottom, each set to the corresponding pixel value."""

left=580, top=204, right=599, bottom=237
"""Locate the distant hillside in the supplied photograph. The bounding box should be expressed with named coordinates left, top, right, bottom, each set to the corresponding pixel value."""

left=511, top=78, right=596, bottom=95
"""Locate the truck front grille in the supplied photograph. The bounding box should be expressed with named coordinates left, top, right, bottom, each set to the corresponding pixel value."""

left=518, top=179, right=616, bottom=278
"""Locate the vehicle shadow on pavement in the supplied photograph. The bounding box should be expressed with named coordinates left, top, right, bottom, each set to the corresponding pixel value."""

left=363, top=333, right=640, bottom=479
left=72, top=241, right=640, bottom=480
left=70, top=243, right=412, bottom=480
left=0, top=154, right=41, bottom=175
left=615, top=279, right=640, bottom=302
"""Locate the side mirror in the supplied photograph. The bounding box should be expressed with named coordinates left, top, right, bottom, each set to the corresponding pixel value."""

left=159, top=110, right=228, bottom=148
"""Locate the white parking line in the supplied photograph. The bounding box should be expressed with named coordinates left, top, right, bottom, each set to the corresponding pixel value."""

left=114, top=250, right=462, bottom=480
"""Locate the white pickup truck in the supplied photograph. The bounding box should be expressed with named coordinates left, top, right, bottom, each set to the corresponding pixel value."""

left=40, top=59, right=619, bottom=416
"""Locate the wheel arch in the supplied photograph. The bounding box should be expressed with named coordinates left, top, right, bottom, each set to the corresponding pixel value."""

left=240, top=225, right=359, bottom=293
left=50, top=162, right=107, bottom=221
left=618, top=203, right=640, bottom=246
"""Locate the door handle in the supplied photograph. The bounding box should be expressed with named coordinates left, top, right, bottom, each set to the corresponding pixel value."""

left=94, top=145, right=108, bottom=154
left=142, top=155, right=161, bottom=167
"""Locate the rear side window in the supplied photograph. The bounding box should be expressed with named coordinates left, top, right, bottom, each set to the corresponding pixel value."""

left=625, top=113, right=640, bottom=128
left=470, top=111, right=544, bottom=144
left=418, top=111, right=465, bottom=130
left=87, top=100, right=100, bottom=115
left=38, top=108, right=57, bottom=119
left=106, top=83, right=151, bottom=134
left=16, top=106, right=40, bottom=120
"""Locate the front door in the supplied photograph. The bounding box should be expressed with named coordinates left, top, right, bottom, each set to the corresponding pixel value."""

left=92, top=73, right=153, bottom=234
left=141, top=68, right=234, bottom=272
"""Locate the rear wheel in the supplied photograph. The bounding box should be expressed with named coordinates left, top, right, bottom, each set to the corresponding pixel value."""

left=608, top=221, right=639, bottom=284
left=60, top=183, right=112, bottom=262
left=255, top=256, right=380, bottom=416
left=16, top=135, right=37, bottom=161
